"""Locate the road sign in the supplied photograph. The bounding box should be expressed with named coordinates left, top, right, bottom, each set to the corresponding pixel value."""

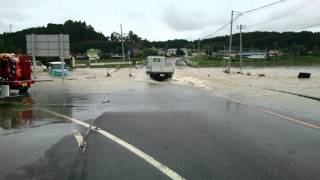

left=26, top=34, right=70, bottom=78
left=26, top=34, right=70, bottom=57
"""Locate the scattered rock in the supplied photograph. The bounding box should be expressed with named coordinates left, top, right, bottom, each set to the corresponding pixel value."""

left=102, top=100, right=110, bottom=104
left=65, top=78, right=76, bottom=80
left=223, top=70, right=230, bottom=74
left=86, top=76, right=96, bottom=79
left=258, top=73, right=266, bottom=77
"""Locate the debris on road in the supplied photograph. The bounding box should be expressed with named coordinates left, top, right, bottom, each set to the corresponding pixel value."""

left=102, top=100, right=110, bottom=104
left=298, top=72, right=311, bottom=79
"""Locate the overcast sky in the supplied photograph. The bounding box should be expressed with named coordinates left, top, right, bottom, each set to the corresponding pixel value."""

left=0, top=0, right=319, bottom=41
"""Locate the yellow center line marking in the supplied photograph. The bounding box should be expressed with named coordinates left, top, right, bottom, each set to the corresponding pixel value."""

left=218, top=95, right=320, bottom=130
left=38, top=108, right=186, bottom=180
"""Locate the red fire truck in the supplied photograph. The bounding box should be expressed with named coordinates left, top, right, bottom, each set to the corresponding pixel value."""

left=0, top=53, right=35, bottom=93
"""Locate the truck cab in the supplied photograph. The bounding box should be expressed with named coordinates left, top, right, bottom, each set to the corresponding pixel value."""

left=0, top=54, right=35, bottom=93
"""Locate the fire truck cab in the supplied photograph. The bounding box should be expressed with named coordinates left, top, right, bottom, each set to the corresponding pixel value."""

left=0, top=53, right=35, bottom=93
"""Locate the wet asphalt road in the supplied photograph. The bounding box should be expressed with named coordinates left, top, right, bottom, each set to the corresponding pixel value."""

left=0, top=77, right=320, bottom=180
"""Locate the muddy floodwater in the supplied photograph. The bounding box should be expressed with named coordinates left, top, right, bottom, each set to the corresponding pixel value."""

left=0, top=65, right=320, bottom=180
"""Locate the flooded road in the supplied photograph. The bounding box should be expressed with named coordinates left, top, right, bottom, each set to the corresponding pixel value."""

left=0, top=69, right=319, bottom=180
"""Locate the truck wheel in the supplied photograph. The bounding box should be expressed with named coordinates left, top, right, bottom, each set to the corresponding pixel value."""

left=19, top=87, right=29, bottom=94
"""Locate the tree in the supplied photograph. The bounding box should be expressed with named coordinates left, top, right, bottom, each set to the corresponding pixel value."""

left=128, top=30, right=141, bottom=43
left=111, top=32, right=121, bottom=42
left=1, top=20, right=320, bottom=56
left=135, top=48, right=157, bottom=58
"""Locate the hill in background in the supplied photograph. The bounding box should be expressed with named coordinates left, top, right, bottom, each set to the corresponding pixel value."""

left=0, top=20, right=319, bottom=56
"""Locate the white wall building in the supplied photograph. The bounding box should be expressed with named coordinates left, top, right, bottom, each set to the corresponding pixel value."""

left=167, top=48, right=177, bottom=56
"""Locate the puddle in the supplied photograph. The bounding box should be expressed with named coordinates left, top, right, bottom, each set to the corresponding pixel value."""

left=0, top=96, right=68, bottom=134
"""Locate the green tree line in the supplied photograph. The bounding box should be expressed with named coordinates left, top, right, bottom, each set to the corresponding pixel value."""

left=1, top=20, right=320, bottom=56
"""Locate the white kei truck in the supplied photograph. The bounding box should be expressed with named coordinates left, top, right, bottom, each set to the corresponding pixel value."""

left=146, top=56, right=174, bottom=80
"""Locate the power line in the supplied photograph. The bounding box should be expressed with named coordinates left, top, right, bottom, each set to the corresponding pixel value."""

left=299, top=23, right=320, bottom=30
left=202, top=14, right=242, bottom=39
left=225, top=0, right=292, bottom=72
left=201, top=0, right=293, bottom=39
left=240, top=0, right=292, bottom=14
left=247, top=0, right=317, bottom=29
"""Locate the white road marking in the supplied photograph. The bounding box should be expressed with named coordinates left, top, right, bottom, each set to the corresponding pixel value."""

left=73, top=131, right=84, bottom=147
left=38, top=108, right=185, bottom=180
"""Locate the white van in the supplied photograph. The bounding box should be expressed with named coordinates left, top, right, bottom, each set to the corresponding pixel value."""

left=31, top=61, right=47, bottom=72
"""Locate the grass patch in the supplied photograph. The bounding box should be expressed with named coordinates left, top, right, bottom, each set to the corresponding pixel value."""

left=188, top=56, right=320, bottom=67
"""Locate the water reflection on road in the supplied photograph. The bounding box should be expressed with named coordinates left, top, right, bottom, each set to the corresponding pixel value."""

left=0, top=94, right=77, bottom=178
left=0, top=96, right=34, bottom=131
left=0, top=95, right=71, bottom=134
left=0, top=110, right=34, bottom=130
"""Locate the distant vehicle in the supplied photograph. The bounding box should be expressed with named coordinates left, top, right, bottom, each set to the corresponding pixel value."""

left=146, top=56, right=174, bottom=80
left=0, top=53, right=35, bottom=93
left=110, top=54, right=124, bottom=58
left=247, top=55, right=266, bottom=59
left=87, top=49, right=101, bottom=61
left=31, top=61, right=47, bottom=72
left=48, top=62, right=69, bottom=76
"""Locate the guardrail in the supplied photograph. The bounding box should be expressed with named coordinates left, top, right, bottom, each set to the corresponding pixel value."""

left=76, top=61, right=147, bottom=68
left=89, top=62, right=132, bottom=66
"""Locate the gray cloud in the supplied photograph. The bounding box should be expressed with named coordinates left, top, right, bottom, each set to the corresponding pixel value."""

left=0, top=0, right=319, bottom=41
left=161, top=4, right=226, bottom=32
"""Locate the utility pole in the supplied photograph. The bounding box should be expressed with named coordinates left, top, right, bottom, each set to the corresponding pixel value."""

left=59, top=34, right=65, bottom=78
left=197, top=39, right=200, bottom=69
left=128, top=50, right=132, bottom=76
left=274, top=42, right=277, bottom=63
left=31, top=34, right=36, bottom=79
left=227, top=10, right=234, bottom=73
left=120, top=24, right=124, bottom=59
left=9, top=23, right=12, bottom=33
left=237, top=24, right=246, bottom=72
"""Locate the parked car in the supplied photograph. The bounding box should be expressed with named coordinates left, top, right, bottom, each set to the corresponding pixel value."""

left=31, top=61, right=47, bottom=72
left=48, top=62, right=69, bottom=76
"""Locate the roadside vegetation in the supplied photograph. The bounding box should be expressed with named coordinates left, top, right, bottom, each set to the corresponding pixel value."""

left=188, top=56, right=320, bottom=67
left=1, top=20, right=320, bottom=59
